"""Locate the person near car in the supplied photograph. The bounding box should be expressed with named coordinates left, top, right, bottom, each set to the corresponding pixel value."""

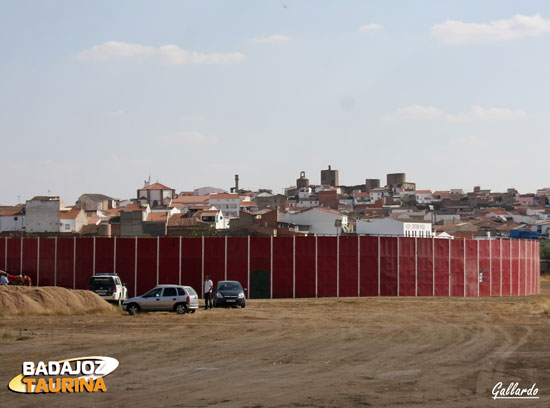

left=204, top=275, right=213, bottom=310
left=0, top=272, right=8, bottom=286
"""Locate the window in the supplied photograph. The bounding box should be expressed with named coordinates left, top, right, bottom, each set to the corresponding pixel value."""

left=177, top=287, right=186, bottom=296
left=65, top=224, right=70, bottom=230
left=143, top=288, right=163, bottom=298
left=163, top=287, right=177, bottom=297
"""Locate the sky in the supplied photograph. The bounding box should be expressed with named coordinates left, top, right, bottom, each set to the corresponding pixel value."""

left=1, top=0, right=550, bottom=205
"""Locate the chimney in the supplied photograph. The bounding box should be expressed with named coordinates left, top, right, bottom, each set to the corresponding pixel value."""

left=234, top=174, right=239, bottom=193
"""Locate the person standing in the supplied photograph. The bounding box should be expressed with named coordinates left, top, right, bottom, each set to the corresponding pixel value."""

left=204, top=275, right=213, bottom=310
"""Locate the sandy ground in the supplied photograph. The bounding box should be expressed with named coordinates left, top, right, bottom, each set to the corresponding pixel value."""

left=2, top=280, right=550, bottom=407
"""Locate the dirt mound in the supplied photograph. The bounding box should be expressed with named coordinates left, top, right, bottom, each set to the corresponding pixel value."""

left=0, top=286, right=118, bottom=316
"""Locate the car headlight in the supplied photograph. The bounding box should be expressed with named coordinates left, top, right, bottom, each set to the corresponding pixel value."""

left=216, top=292, right=223, bottom=298
left=238, top=292, right=244, bottom=299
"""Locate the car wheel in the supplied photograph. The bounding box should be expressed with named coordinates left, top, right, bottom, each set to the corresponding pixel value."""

left=190, top=309, right=196, bottom=314
left=127, top=303, right=140, bottom=315
left=175, top=303, right=188, bottom=315
left=241, top=303, right=245, bottom=308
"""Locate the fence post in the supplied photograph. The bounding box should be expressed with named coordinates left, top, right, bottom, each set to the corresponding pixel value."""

left=489, top=239, right=493, bottom=297
left=463, top=239, right=466, bottom=297
left=447, top=238, right=451, bottom=297
left=377, top=236, right=381, bottom=296
left=247, top=236, right=250, bottom=298
left=336, top=235, right=340, bottom=298
left=414, top=237, right=418, bottom=297
left=93, top=237, right=96, bottom=276
left=113, top=236, right=117, bottom=275
left=134, top=237, right=138, bottom=297
left=500, top=239, right=503, bottom=297
left=292, top=235, right=296, bottom=299
left=54, top=237, right=58, bottom=287
left=20, top=237, right=23, bottom=275
left=37, top=237, right=40, bottom=287
left=477, top=239, right=479, bottom=297
left=178, top=236, right=182, bottom=286
left=315, top=235, right=318, bottom=298
left=357, top=236, right=360, bottom=297
left=397, top=237, right=400, bottom=297
left=201, top=236, right=205, bottom=299
left=73, top=237, right=76, bottom=289
left=224, top=236, right=228, bottom=281
left=270, top=235, right=273, bottom=299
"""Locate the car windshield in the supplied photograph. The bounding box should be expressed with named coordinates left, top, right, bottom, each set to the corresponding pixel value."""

left=88, top=277, right=115, bottom=290
left=218, top=282, right=242, bottom=291
left=185, top=287, right=197, bottom=296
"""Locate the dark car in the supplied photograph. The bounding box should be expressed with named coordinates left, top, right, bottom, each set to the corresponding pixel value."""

left=214, top=280, right=246, bottom=308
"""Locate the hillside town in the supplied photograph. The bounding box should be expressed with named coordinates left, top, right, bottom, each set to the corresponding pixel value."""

left=1, top=166, right=549, bottom=240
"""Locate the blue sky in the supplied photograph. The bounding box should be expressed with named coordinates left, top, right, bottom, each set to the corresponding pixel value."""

left=1, top=1, right=550, bottom=204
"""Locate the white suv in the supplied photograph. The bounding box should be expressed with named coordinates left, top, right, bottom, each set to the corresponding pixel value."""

left=88, top=273, right=128, bottom=304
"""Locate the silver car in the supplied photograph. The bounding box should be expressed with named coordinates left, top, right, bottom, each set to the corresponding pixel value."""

left=123, top=285, right=199, bottom=315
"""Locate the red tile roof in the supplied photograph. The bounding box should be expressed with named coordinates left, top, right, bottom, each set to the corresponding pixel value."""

left=139, top=183, right=174, bottom=191
left=123, top=203, right=143, bottom=212
left=60, top=208, right=82, bottom=219
left=208, top=193, right=239, bottom=199
left=0, top=210, right=23, bottom=216
left=146, top=213, right=168, bottom=222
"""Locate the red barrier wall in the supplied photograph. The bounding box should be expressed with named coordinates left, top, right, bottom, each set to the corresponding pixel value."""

left=359, top=236, right=378, bottom=296
left=272, top=237, right=293, bottom=298
left=22, top=238, right=38, bottom=285
left=417, top=238, right=434, bottom=296
left=295, top=236, right=316, bottom=298
left=226, top=237, right=248, bottom=290
left=380, top=237, right=398, bottom=296
left=3, top=236, right=540, bottom=298
left=399, top=238, right=416, bottom=296
left=317, top=237, right=337, bottom=297
left=114, top=238, right=136, bottom=296
left=339, top=236, right=358, bottom=297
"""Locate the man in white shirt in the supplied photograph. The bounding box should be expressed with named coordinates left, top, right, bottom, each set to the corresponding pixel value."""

left=204, top=275, right=213, bottom=310
left=0, top=272, right=8, bottom=286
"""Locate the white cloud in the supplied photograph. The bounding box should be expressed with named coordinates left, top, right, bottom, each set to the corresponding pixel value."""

left=77, top=41, right=245, bottom=65
left=359, top=23, right=383, bottom=32
left=104, top=110, right=125, bottom=118
left=432, top=14, right=550, bottom=44
left=381, top=105, right=443, bottom=121
left=382, top=105, right=527, bottom=122
left=452, top=135, right=487, bottom=147
left=249, top=34, right=290, bottom=44
left=158, top=131, right=219, bottom=147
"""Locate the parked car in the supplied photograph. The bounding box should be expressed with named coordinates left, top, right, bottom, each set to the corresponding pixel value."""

left=122, top=284, right=199, bottom=315
left=88, top=273, right=128, bottom=304
left=214, top=280, right=246, bottom=308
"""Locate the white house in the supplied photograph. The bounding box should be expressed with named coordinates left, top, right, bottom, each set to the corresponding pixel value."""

left=208, top=193, right=241, bottom=218
left=137, top=182, right=175, bottom=207
left=59, top=208, right=88, bottom=233
left=415, top=190, right=432, bottom=204
left=193, top=209, right=228, bottom=229
left=369, top=188, right=385, bottom=202
left=0, top=209, right=25, bottom=232
left=25, top=196, right=63, bottom=233
left=356, top=218, right=434, bottom=238
left=278, top=207, right=348, bottom=235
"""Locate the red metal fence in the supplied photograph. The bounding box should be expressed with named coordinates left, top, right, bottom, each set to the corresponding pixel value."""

left=0, top=236, right=540, bottom=298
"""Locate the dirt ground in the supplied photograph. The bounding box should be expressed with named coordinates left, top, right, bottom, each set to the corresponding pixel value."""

left=2, top=280, right=550, bottom=407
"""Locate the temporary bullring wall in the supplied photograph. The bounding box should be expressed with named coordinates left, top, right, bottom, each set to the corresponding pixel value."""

left=0, top=236, right=540, bottom=298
